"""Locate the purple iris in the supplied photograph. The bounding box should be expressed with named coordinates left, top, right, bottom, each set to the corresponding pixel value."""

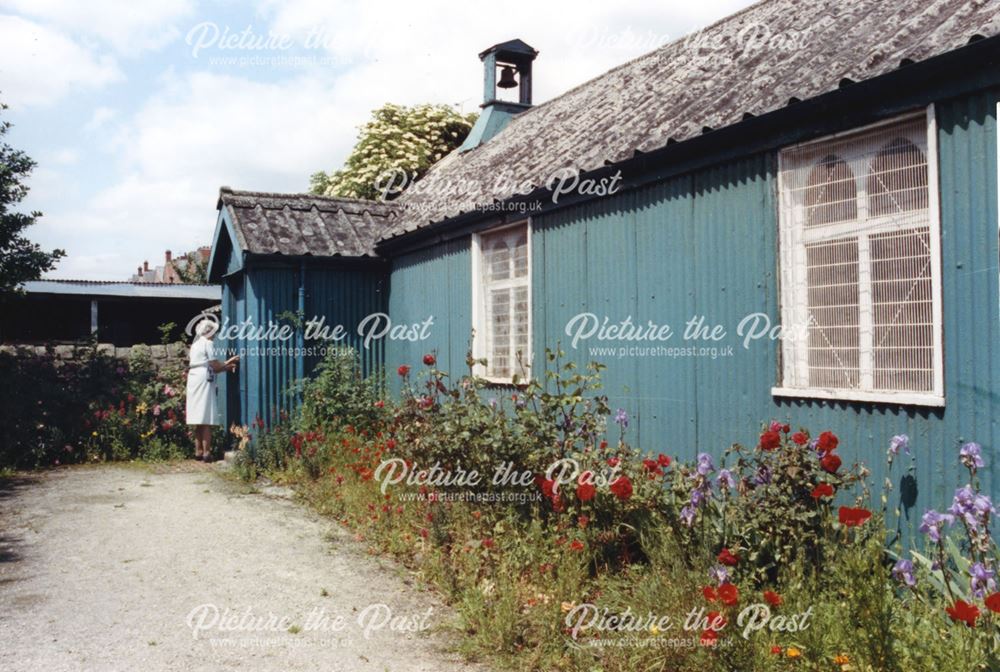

left=716, top=469, right=735, bottom=491
left=709, top=565, right=730, bottom=585
left=752, top=466, right=772, bottom=486
left=919, top=509, right=955, bottom=543
left=960, top=442, right=984, bottom=470
left=613, top=408, right=629, bottom=429
left=947, top=485, right=994, bottom=530
left=680, top=504, right=696, bottom=527
left=969, top=562, right=996, bottom=598
left=695, top=453, right=715, bottom=476
left=888, top=434, right=910, bottom=457
left=892, top=558, right=916, bottom=587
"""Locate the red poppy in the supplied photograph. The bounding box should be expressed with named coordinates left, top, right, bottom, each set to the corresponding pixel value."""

left=482, top=538, right=495, bottom=549
left=717, top=548, right=740, bottom=567
left=609, top=475, right=633, bottom=500
left=820, top=453, right=842, bottom=474
left=422, top=354, right=436, bottom=366
left=791, top=432, right=808, bottom=445
left=946, top=599, right=980, bottom=627
left=576, top=482, right=597, bottom=502
left=705, top=611, right=727, bottom=631
left=397, top=364, right=411, bottom=377
left=657, top=453, right=672, bottom=468
left=770, top=645, right=782, bottom=655
left=984, top=593, right=1000, bottom=613
left=699, top=629, right=718, bottom=647
left=702, top=586, right=718, bottom=602
left=810, top=483, right=835, bottom=500
left=718, top=583, right=739, bottom=606
left=569, top=539, right=585, bottom=552
left=536, top=476, right=556, bottom=499
left=763, top=590, right=782, bottom=607
left=816, top=430, right=839, bottom=455
left=760, top=430, right=781, bottom=451
left=838, top=506, right=872, bottom=527
left=577, top=515, right=589, bottom=528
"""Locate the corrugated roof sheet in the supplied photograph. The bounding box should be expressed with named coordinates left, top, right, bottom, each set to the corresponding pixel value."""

left=218, top=188, right=399, bottom=258
left=387, top=0, right=1000, bottom=239
left=22, top=280, right=221, bottom=300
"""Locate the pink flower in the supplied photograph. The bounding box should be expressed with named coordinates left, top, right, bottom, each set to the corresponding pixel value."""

left=152, top=405, right=161, bottom=417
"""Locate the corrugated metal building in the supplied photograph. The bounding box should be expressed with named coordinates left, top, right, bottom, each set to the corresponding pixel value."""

left=207, top=189, right=394, bottom=429
left=210, top=0, right=1000, bottom=527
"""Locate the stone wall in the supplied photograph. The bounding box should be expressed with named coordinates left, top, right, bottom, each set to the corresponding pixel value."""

left=0, top=342, right=190, bottom=369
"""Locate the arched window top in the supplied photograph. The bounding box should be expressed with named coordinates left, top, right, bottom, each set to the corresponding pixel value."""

left=805, top=153, right=857, bottom=226
left=867, top=137, right=928, bottom=217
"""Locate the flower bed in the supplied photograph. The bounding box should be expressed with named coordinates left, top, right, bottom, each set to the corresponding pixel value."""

left=235, top=348, right=1000, bottom=671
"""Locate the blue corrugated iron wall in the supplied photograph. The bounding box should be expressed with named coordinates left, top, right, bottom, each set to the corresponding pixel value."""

left=385, top=90, right=998, bottom=525
left=227, top=262, right=386, bottom=429
left=386, top=239, right=472, bottom=392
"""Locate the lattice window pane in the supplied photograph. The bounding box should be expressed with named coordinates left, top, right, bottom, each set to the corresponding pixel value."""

left=478, top=224, right=531, bottom=381
left=779, top=113, right=940, bottom=399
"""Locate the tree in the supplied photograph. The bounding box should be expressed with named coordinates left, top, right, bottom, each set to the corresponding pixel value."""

left=310, top=103, right=477, bottom=201
left=170, top=251, right=209, bottom=284
left=0, top=99, right=64, bottom=293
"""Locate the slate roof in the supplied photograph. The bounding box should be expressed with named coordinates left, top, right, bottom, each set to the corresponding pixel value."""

left=387, top=0, right=1000, bottom=240
left=217, top=188, right=399, bottom=258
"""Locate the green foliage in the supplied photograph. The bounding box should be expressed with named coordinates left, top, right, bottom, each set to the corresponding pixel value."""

left=169, top=250, right=209, bottom=283
left=232, top=350, right=1000, bottom=671
left=310, top=103, right=477, bottom=200
left=0, top=98, right=64, bottom=293
left=299, top=347, right=387, bottom=436
left=0, top=340, right=200, bottom=468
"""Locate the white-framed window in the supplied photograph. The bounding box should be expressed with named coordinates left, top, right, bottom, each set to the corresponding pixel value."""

left=471, top=221, right=531, bottom=383
left=773, top=107, right=945, bottom=406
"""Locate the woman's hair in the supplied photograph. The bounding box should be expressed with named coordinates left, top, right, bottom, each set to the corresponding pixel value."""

left=195, top=319, right=218, bottom=339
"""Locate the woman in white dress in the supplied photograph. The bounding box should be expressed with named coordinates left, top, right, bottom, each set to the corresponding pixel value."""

left=186, top=319, right=239, bottom=461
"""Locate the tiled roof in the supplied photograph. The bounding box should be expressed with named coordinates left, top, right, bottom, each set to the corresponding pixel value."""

left=386, top=0, right=1000, bottom=239
left=218, top=188, right=399, bottom=258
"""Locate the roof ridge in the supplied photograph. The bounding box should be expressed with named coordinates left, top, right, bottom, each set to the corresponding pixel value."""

left=220, top=187, right=396, bottom=208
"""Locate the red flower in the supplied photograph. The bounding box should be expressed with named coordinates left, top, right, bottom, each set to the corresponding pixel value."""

left=577, top=515, right=589, bottom=528
left=536, top=476, right=556, bottom=499
left=759, top=430, right=782, bottom=451
left=717, top=548, right=740, bottom=567
left=811, top=483, right=835, bottom=500
left=642, top=458, right=659, bottom=472
left=946, top=599, right=980, bottom=627
left=781, top=424, right=790, bottom=433
left=422, top=354, right=436, bottom=366
left=816, top=430, right=839, bottom=455
left=657, top=453, right=672, bottom=468
left=838, top=506, right=872, bottom=527
left=820, top=453, right=842, bottom=474
left=791, top=432, right=808, bottom=445
left=718, top=583, right=739, bottom=606
left=984, top=593, right=1000, bottom=613
left=482, top=538, right=495, bottom=549
left=606, top=456, right=620, bottom=467
left=770, top=646, right=782, bottom=655
left=609, top=475, right=633, bottom=500
left=569, top=539, right=585, bottom=552
left=397, top=364, right=410, bottom=377
left=699, top=629, right=719, bottom=647
left=702, top=586, right=717, bottom=602
left=419, top=528, right=429, bottom=539
left=763, top=591, right=782, bottom=607
left=576, top=482, right=597, bottom=502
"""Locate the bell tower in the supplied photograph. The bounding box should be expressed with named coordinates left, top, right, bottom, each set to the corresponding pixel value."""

left=460, top=39, right=538, bottom=151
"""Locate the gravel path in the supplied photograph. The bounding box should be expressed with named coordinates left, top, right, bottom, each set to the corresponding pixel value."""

left=0, top=464, right=481, bottom=672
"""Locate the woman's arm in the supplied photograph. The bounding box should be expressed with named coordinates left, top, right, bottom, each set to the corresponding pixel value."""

left=209, top=355, right=240, bottom=373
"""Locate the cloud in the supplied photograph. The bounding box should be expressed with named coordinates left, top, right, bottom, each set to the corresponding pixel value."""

left=0, top=15, right=121, bottom=107
left=0, top=0, right=194, bottom=55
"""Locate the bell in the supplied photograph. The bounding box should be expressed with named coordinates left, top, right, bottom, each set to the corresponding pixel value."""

left=497, top=65, right=518, bottom=89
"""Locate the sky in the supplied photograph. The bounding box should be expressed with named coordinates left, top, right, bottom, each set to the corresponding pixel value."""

left=0, top=0, right=756, bottom=280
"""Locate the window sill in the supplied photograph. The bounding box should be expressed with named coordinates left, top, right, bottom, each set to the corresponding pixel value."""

left=771, top=386, right=945, bottom=408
